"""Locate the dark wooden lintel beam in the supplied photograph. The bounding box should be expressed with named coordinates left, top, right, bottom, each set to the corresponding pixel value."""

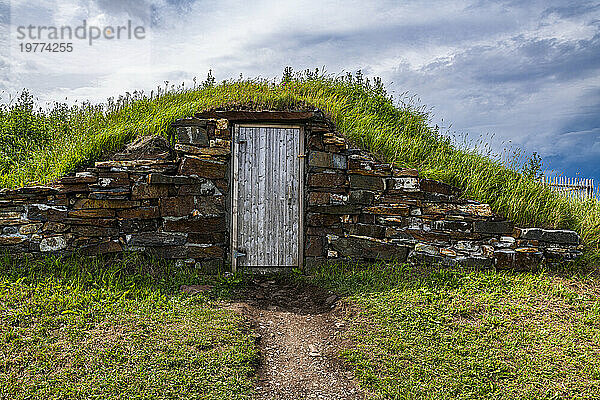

left=193, top=110, right=319, bottom=122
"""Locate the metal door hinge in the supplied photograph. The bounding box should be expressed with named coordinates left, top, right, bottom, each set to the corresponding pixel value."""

left=234, top=250, right=246, bottom=258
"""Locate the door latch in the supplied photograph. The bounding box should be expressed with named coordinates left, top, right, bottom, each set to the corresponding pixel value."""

left=233, top=250, right=246, bottom=258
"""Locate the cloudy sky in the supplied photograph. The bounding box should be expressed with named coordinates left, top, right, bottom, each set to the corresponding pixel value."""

left=1, top=0, right=599, bottom=182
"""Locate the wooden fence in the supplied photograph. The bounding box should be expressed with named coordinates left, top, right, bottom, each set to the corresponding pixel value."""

left=541, top=176, right=597, bottom=200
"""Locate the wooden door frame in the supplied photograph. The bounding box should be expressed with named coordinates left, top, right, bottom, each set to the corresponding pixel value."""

left=230, top=123, right=305, bottom=273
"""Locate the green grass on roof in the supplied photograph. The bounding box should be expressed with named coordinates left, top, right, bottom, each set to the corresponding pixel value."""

left=0, top=69, right=598, bottom=265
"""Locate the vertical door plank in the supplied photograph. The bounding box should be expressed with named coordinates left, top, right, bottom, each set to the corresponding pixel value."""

left=284, top=128, right=291, bottom=266
left=273, top=128, right=281, bottom=265
left=281, top=128, right=288, bottom=266
left=259, top=127, right=267, bottom=264
left=231, top=126, right=240, bottom=273
left=277, top=128, right=285, bottom=266
left=265, top=127, right=273, bottom=265
left=292, top=128, right=298, bottom=265
left=239, top=127, right=249, bottom=267
left=292, top=128, right=299, bottom=266
left=297, top=127, right=302, bottom=266
left=250, top=127, right=259, bottom=266
left=239, top=127, right=245, bottom=267
left=264, top=127, right=272, bottom=265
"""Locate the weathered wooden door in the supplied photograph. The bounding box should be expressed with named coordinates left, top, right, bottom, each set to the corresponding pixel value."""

left=231, top=125, right=304, bottom=270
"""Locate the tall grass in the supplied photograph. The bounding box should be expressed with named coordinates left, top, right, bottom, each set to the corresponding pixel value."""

left=0, top=69, right=598, bottom=265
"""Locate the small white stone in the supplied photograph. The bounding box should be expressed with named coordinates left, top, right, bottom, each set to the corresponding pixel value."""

left=414, top=242, right=439, bottom=255
left=410, top=208, right=422, bottom=216
left=98, top=178, right=113, bottom=187
left=40, top=236, right=67, bottom=252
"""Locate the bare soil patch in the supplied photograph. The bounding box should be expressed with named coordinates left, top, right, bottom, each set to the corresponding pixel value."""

left=226, top=277, right=367, bottom=400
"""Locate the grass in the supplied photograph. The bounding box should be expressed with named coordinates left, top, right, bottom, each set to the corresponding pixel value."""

left=310, top=261, right=600, bottom=399
left=0, top=254, right=258, bottom=400
left=0, top=68, right=598, bottom=265
left=3, top=252, right=600, bottom=399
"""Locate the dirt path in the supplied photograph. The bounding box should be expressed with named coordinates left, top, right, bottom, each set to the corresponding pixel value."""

left=226, top=278, right=367, bottom=400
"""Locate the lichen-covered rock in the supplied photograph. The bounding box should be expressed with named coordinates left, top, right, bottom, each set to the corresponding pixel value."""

left=175, top=125, right=209, bottom=146
left=473, top=220, right=515, bottom=235
left=113, top=135, right=174, bottom=160
left=519, top=228, right=580, bottom=245
left=40, top=236, right=67, bottom=252
left=179, top=156, right=226, bottom=179
left=348, top=175, right=384, bottom=191
left=309, top=151, right=347, bottom=169
left=127, top=232, right=187, bottom=247
left=330, top=235, right=409, bottom=261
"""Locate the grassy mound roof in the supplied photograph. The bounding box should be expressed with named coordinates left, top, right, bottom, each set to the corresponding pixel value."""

left=0, top=71, right=598, bottom=265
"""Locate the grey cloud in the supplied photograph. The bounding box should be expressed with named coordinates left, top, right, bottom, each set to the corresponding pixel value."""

left=0, top=0, right=9, bottom=25
left=542, top=2, right=600, bottom=19
left=163, top=0, right=197, bottom=11
left=558, top=89, right=600, bottom=135
left=150, top=0, right=199, bottom=28
left=550, top=91, right=600, bottom=176
left=245, top=13, right=521, bottom=57
left=425, top=33, right=600, bottom=88
left=91, top=0, right=152, bottom=22
left=8, top=72, right=101, bottom=92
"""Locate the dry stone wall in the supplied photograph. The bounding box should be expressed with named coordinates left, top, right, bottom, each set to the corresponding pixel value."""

left=0, top=122, right=230, bottom=272
left=0, top=110, right=582, bottom=271
left=303, top=118, right=582, bottom=270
